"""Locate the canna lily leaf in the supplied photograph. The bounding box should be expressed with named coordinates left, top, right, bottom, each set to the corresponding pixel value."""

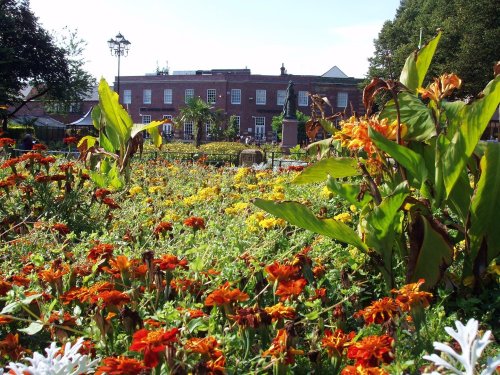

left=293, top=157, right=360, bottom=184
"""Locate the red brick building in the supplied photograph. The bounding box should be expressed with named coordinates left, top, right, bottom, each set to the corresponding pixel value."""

left=117, top=65, right=365, bottom=141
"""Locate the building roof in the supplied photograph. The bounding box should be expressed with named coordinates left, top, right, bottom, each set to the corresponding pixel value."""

left=69, top=106, right=94, bottom=126
left=14, top=115, right=66, bottom=128
left=322, top=66, right=349, bottom=78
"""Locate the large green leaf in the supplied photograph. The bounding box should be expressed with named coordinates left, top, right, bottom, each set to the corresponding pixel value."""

left=369, top=127, right=428, bottom=188
left=253, top=199, right=367, bottom=251
left=441, top=100, right=465, bottom=135
left=399, top=31, right=441, bottom=92
left=131, top=120, right=164, bottom=139
left=442, top=76, right=500, bottom=197
left=326, top=176, right=372, bottom=208
left=466, top=143, right=500, bottom=276
left=380, top=92, right=436, bottom=141
left=293, top=157, right=360, bottom=184
left=409, top=215, right=453, bottom=290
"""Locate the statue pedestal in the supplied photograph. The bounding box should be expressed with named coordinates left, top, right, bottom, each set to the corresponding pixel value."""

left=281, top=118, right=298, bottom=154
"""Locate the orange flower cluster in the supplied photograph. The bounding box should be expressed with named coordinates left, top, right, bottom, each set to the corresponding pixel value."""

left=183, top=216, right=205, bottom=230
left=129, top=327, right=179, bottom=368
left=184, top=336, right=226, bottom=373
left=63, top=136, right=78, bottom=145
left=51, top=222, right=70, bottom=235
left=391, top=278, right=433, bottom=311
left=155, top=254, right=188, bottom=271
left=321, top=329, right=356, bottom=358
left=0, top=333, right=30, bottom=361
left=262, top=329, right=304, bottom=365
left=341, top=365, right=390, bottom=375
left=265, top=261, right=307, bottom=301
left=205, top=281, right=249, bottom=307
left=96, top=356, right=150, bottom=375
left=417, top=73, right=462, bottom=103
left=153, top=221, right=173, bottom=237
left=264, top=303, right=296, bottom=322
left=354, top=297, right=400, bottom=325
left=0, top=137, right=15, bottom=147
left=347, top=335, right=394, bottom=368
left=87, top=243, right=114, bottom=262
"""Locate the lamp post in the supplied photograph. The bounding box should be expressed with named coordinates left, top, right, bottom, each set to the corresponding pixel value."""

left=107, top=32, right=131, bottom=96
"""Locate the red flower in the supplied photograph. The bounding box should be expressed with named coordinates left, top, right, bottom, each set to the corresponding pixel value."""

left=87, top=243, right=114, bottom=262
left=92, top=290, right=131, bottom=308
left=94, top=188, right=112, bottom=200
left=391, top=279, right=433, bottom=311
left=63, top=136, right=78, bottom=145
left=102, top=197, right=120, bottom=209
left=275, top=278, right=307, bottom=301
left=153, top=221, right=173, bottom=237
left=264, top=303, right=296, bottom=322
left=52, top=223, right=70, bottom=235
left=183, top=216, right=206, bottom=230
left=32, top=143, right=47, bottom=151
left=321, top=329, right=356, bottom=358
left=347, top=335, right=395, bottom=368
left=129, top=328, right=179, bottom=368
left=155, top=254, right=188, bottom=271
left=341, top=365, right=390, bottom=375
left=96, top=356, right=150, bottom=374
left=229, top=306, right=272, bottom=328
left=262, top=329, right=304, bottom=364
left=265, top=261, right=299, bottom=282
left=0, top=333, right=30, bottom=361
left=0, top=138, right=15, bottom=147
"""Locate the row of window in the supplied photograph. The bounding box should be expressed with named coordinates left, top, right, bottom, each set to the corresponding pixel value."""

left=123, top=88, right=348, bottom=107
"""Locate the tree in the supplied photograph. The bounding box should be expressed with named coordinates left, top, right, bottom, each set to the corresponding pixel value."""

left=367, top=0, right=500, bottom=98
left=0, top=0, right=95, bottom=131
left=177, top=97, right=219, bottom=148
left=224, top=115, right=240, bottom=141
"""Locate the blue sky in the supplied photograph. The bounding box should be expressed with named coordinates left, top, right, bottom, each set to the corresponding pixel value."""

left=30, top=0, right=401, bottom=83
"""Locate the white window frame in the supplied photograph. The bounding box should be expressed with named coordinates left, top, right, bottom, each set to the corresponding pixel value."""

left=185, top=89, right=194, bottom=103
left=163, top=89, right=172, bottom=104
left=123, top=90, right=132, bottom=104
left=234, top=116, right=241, bottom=132
left=162, top=115, right=173, bottom=135
left=256, top=90, right=266, bottom=105
left=254, top=116, right=265, bottom=139
left=142, top=115, right=152, bottom=124
left=337, top=92, right=348, bottom=108
left=143, top=89, right=152, bottom=104
left=298, top=91, right=309, bottom=107
left=184, top=120, right=194, bottom=139
left=231, top=89, right=241, bottom=104
left=207, top=89, right=216, bottom=104
left=277, top=90, right=286, bottom=106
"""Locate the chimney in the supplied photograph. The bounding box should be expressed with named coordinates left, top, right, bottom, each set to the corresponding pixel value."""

left=280, top=63, right=287, bottom=76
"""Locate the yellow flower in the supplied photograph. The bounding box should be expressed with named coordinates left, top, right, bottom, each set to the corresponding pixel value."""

left=320, top=186, right=333, bottom=199
left=349, top=205, right=357, bottom=213
left=163, top=199, right=174, bottom=207
left=246, top=184, right=258, bottom=191
left=225, top=202, right=249, bottom=215
left=259, top=218, right=286, bottom=229
left=334, top=212, right=351, bottom=223
left=148, top=186, right=164, bottom=194
left=129, top=185, right=143, bottom=196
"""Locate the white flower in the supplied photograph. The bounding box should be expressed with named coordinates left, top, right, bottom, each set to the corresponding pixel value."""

left=7, top=337, right=100, bottom=375
left=423, top=318, right=500, bottom=375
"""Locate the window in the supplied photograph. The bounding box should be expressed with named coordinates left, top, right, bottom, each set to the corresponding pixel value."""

left=142, top=115, right=151, bottom=124
left=143, top=89, right=152, bottom=104
left=206, top=121, right=214, bottom=139
left=254, top=116, right=265, bottom=139
left=162, top=115, right=173, bottom=135
left=231, top=89, right=241, bottom=104
left=184, top=121, right=194, bottom=139
left=277, top=90, right=286, bottom=106
left=69, top=103, right=81, bottom=113
left=256, top=90, right=266, bottom=105
left=207, top=89, right=216, bottom=104
left=163, top=89, right=172, bottom=104
left=234, top=116, right=241, bottom=132
left=123, top=90, right=132, bottom=104
left=298, top=91, right=309, bottom=107
left=185, top=89, right=194, bottom=103
left=337, top=92, right=348, bottom=108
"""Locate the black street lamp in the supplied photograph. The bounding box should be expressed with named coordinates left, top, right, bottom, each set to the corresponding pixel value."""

left=107, top=32, right=131, bottom=96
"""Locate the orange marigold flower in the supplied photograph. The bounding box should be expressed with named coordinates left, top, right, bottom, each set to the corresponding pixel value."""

left=39, top=156, right=56, bottom=165
left=129, top=327, right=179, bottom=368
left=60, top=281, right=115, bottom=304
left=153, top=221, right=173, bottom=237
left=95, top=356, right=150, bottom=375
left=265, top=261, right=300, bottom=283
left=63, top=136, right=78, bottom=145
left=94, top=188, right=112, bottom=199
left=206, top=354, right=226, bottom=373
left=184, top=336, right=219, bottom=356
left=88, top=243, right=114, bottom=262
left=20, top=152, right=43, bottom=162
left=0, top=333, right=30, bottom=361
left=92, top=290, right=131, bottom=308
left=229, top=306, right=272, bottom=328
left=186, top=308, right=206, bottom=319
left=1, top=157, right=20, bottom=169
left=59, top=162, right=75, bottom=172
left=32, top=143, right=47, bottom=151
left=275, top=278, right=307, bottom=301
left=52, top=223, right=70, bottom=235
left=0, top=138, right=15, bottom=147
left=183, top=216, right=206, bottom=230
left=321, top=329, right=356, bottom=358
left=205, top=281, right=249, bottom=307
left=354, top=297, right=400, bottom=325
left=262, top=329, right=304, bottom=365
left=391, top=279, right=433, bottom=311
left=35, top=173, right=51, bottom=183
left=38, top=262, right=70, bottom=284
left=264, top=303, right=297, bottom=322
left=341, top=365, right=390, bottom=375
left=347, top=335, right=395, bottom=368
left=144, top=319, right=163, bottom=329
left=170, top=278, right=202, bottom=295
left=102, top=196, right=120, bottom=209
left=155, top=254, right=188, bottom=271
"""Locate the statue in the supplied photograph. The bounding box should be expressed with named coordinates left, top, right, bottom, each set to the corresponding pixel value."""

left=282, top=81, right=297, bottom=120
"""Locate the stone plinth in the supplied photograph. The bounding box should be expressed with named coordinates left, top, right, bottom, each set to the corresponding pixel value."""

left=281, top=118, right=298, bottom=154
left=239, top=149, right=264, bottom=167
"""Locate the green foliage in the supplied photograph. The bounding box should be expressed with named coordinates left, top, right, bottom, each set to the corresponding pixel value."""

left=177, top=97, right=221, bottom=148
left=271, top=111, right=310, bottom=141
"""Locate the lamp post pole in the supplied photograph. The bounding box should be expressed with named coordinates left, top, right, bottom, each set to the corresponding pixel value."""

left=107, top=32, right=131, bottom=97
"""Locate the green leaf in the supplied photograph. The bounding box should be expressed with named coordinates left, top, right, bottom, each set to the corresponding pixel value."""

left=21, top=293, right=42, bottom=305
left=399, top=31, right=441, bottom=92
left=1, top=302, right=20, bottom=314
left=409, top=215, right=453, bottom=289
left=466, top=143, right=500, bottom=275
left=319, top=119, right=336, bottom=135
left=91, top=105, right=102, bottom=130
left=293, top=157, right=360, bottom=184
left=326, top=176, right=372, bottom=208
left=441, top=100, right=465, bottom=135
left=380, top=92, right=436, bottom=141
left=442, top=76, right=500, bottom=197
left=99, top=131, right=115, bottom=153
left=77, top=136, right=97, bottom=149
left=369, top=127, right=428, bottom=188
left=253, top=199, right=367, bottom=251
left=19, top=321, right=44, bottom=335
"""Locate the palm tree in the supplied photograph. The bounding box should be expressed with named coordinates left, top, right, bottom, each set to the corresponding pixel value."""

left=177, top=97, right=217, bottom=148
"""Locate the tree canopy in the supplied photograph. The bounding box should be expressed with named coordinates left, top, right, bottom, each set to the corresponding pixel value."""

left=177, top=97, right=220, bottom=148
left=367, top=0, right=500, bottom=98
left=0, top=0, right=95, bottom=130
